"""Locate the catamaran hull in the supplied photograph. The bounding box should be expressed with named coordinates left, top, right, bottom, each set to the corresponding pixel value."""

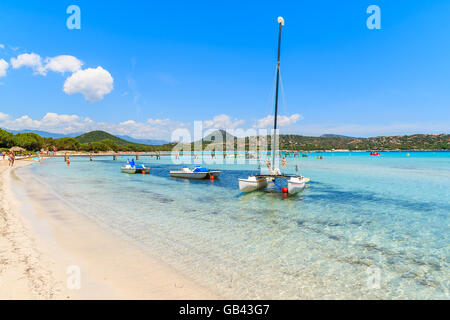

left=287, top=177, right=310, bottom=193
left=238, top=177, right=268, bottom=193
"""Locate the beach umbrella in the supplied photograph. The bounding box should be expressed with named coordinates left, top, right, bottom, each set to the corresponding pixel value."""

left=9, top=146, right=26, bottom=152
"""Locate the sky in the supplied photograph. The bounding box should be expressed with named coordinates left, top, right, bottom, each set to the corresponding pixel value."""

left=0, top=0, right=449, bottom=140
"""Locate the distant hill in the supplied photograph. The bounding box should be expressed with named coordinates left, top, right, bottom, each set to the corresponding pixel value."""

left=75, top=130, right=138, bottom=146
left=320, top=134, right=358, bottom=139
left=4, top=129, right=81, bottom=139
left=202, top=129, right=237, bottom=143
left=275, top=133, right=449, bottom=150
left=185, top=130, right=449, bottom=151
left=115, top=135, right=168, bottom=146
left=2, top=128, right=448, bottom=151
left=4, top=129, right=169, bottom=145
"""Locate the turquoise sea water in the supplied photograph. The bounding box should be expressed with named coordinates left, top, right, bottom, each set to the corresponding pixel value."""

left=18, top=152, right=449, bottom=299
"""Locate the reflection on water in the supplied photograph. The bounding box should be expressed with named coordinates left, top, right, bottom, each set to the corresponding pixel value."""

left=18, top=152, right=450, bottom=299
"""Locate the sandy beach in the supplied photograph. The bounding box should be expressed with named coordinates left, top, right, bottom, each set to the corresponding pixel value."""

left=0, top=158, right=217, bottom=299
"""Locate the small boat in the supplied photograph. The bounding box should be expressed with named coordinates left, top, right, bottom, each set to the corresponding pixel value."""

left=370, top=152, right=380, bottom=156
left=170, top=166, right=221, bottom=179
left=120, top=159, right=150, bottom=174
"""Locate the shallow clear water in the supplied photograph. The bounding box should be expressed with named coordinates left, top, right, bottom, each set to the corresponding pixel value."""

left=19, top=152, right=450, bottom=299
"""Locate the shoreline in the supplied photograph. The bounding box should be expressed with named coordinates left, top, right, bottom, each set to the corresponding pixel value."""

left=0, top=159, right=218, bottom=299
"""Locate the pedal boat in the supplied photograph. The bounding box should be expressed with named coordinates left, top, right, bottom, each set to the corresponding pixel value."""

left=121, top=163, right=150, bottom=174
left=170, top=166, right=221, bottom=179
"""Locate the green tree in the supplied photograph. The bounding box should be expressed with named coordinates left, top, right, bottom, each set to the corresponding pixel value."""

left=0, top=129, right=14, bottom=148
left=55, top=137, right=80, bottom=151
left=13, top=133, right=44, bottom=151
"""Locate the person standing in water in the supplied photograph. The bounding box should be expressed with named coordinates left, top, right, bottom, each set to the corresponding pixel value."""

left=66, top=156, right=70, bottom=166
left=10, top=152, right=15, bottom=167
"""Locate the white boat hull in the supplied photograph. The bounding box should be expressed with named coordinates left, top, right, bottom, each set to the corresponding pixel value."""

left=238, top=177, right=268, bottom=193
left=121, top=167, right=136, bottom=174
left=170, top=168, right=221, bottom=179
left=287, top=177, right=310, bottom=194
left=170, top=171, right=209, bottom=179
left=121, top=166, right=150, bottom=174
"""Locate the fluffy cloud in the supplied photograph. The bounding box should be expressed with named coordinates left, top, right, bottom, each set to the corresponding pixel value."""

left=254, top=114, right=303, bottom=128
left=0, top=112, right=184, bottom=140
left=0, top=59, right=8, bottom=77
left=0, top=112, right=9, bottom=121
left=10, top=52, right=45, bottom=75
left=203, top=114, right=245, bottom=130
left=8, top=52, right=113, bottom=102
left=0, top=112, right=90, bottom=133
left=44, top=55, right=83, bottom=73
left=10, top=53, right=83, bottom=75
left=63, top=67, right=114, bottom=102
left=0, top=44, right=4, bottom=49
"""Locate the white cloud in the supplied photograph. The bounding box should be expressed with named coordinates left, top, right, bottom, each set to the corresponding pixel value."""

left=0, top=111, right=448, bottom=140
left=0, top=59, right=8, bottom=77
left=63, top=66, right=114, bottom=102
left=10, top=52, right=46, bottom=75
left=10, top=53, right=83, bottom=74
left=0, top=112, right=9, bottom=121
left=44, top=55, right=83, bottom=73
left=8, top=52, right=113, bottom=102
left=254, top=114, right=303, bottom=128
left=203, top=114, right=245, bottom=130
left=0, top=44, right=4, bottom=49
left=0, top=112, right=184, bottom=140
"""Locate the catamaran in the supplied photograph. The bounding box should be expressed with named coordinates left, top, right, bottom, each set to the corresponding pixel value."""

left=238, top=17, right=310, bottom=194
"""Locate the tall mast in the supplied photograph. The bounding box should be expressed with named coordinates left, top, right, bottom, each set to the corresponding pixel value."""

left=273, top=16, right=284, bottom=168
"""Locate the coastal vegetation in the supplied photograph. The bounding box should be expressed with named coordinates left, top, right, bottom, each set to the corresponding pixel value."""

left=202, top=130, right=449, bottom=151
left=0, top=128, right=448, bottom=152
left=0, top=128, right=175, bottom=153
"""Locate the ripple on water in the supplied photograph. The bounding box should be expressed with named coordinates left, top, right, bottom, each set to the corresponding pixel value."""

left=21, top=154, right=450, bottom=299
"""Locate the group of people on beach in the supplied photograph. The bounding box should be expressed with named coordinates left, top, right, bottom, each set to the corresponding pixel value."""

left=2, top=151, right=15, bottom=167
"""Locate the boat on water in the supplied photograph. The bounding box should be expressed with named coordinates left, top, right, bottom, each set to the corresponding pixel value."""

left=370, top=152, right=381, bottom=156
left=120, top=159, right=150, bottom=174
left=238, top=16, right=310, bottom=195
left=170, top=166, right=221, bottom=179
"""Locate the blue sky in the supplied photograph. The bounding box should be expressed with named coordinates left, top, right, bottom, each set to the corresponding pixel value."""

left=0, top=0, right=449, bottom=139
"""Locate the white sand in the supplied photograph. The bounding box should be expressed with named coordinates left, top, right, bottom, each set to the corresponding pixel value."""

left=0, top=158, right=217, bottom=299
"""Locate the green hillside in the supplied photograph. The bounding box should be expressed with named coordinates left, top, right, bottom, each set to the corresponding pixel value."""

left=191, top=132, right=449, bottom=151
left=278, top=133, right=449, bottom=151
left=75, top=130, right=133, bottom=146
left=74, top=130, right=175, bottom=151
